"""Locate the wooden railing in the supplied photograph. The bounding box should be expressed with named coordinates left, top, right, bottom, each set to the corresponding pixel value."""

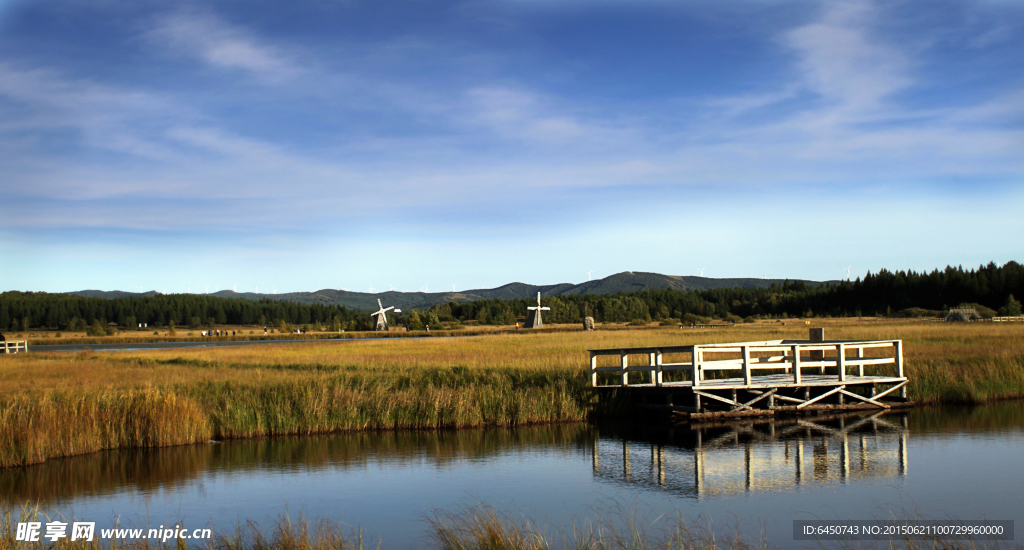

left=1, top=340, right=28, bottom=354
left=589, top=339, right=903, bottom=388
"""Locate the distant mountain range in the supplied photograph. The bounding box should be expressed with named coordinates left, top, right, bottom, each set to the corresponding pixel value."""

left=69, top=272, right=828, bottom=311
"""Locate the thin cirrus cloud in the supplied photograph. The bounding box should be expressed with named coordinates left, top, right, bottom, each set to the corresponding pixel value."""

left=0, top=0, right=1021, bottom=291
left=145, top=10, right=304, bottom=84
left=784, top=1, right=913, bottom=113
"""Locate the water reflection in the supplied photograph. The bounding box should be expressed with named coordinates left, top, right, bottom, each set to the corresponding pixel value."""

left=592, top=411, right=909, bottom=498
left=3, top=403, right=1022, bottom=508
left=0, top=424, right=595, bottom=504
left=2, top=403, right=1021, bottom=550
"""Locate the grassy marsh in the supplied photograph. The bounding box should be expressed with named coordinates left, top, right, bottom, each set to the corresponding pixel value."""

left=1, top=321, right=1022, bottom=468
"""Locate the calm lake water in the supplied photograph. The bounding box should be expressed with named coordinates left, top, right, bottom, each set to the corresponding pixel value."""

left=3, top=402, right=1023, bottom=548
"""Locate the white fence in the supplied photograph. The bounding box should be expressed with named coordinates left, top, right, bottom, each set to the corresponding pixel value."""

left=1, top=340, right=28, bottom=354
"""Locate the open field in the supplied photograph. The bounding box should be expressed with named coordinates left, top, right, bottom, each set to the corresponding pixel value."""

left=1, top=320, right=1022, bottom=468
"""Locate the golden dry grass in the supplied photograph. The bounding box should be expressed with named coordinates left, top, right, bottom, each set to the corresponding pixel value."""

left=1, top=320, right=1022, bottom=468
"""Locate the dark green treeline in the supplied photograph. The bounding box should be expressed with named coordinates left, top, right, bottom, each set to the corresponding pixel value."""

left=2, top=261, right=1021, bottom=330
left=0, top=293, right=364, bottom=331
left=417, top=261, right=1024, bottom=326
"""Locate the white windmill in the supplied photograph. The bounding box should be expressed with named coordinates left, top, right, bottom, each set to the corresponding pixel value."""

left=699, top=267, right=705, bottom=277
left=452, top=283, right=457, bottom=292
left=420, top=284, right=429, bottom=292
left=371, top=298, right=401, bottom=331
left=587, top=268, right=593, bottom=282
left=843, top=266, right=852, bottom=280
left=368, top=284, right=376, bottom=293
left=525, top=292, right=550, bottom=329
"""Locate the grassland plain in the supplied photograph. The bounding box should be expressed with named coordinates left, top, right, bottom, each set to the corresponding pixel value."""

left=1, top=321, right=1022, bottom=468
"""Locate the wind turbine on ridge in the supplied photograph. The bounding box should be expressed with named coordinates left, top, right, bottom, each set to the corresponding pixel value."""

left=699, top=267, right=705, bottom=277
left=587, top=268, right=593, bottom=282
left=843, top=266, right=852, bottom=280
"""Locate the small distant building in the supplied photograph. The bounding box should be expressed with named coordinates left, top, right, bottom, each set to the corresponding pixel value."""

left=945, top=307, right=981, bottom=322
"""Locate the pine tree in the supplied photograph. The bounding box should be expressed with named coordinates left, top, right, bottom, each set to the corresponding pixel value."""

left=999, top=295, right=1022, bottom=316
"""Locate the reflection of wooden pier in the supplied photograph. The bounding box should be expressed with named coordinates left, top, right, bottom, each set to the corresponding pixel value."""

left=589, top=331, right=908, bottom=418
left=1, top=340, right=28, bottom=354
left=592, top=411, right=909, bottom=497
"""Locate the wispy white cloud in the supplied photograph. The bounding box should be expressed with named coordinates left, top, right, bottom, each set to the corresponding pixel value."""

left=1, top=0, right=1021, bottom=247
left=784, top=1, right=912, bottom=114
left=146, top=10, right=303, bottom=83
left=462, top=85, right=627, bottom=145
left=0, top=62, right=196, bottom=196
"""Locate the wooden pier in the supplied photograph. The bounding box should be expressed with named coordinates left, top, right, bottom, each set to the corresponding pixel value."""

left=589, top=331, right=908, bottom=418
left=1, top=340, right=28, bottom=354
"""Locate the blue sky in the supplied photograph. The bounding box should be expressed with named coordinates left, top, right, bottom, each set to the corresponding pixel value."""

left=0, top=0, right=1021, bottom=294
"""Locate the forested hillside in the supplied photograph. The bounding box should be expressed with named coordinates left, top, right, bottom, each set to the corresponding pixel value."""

left=2, top=262, right=1021, bottom=331
left=68, top=271, right=816, bottom=310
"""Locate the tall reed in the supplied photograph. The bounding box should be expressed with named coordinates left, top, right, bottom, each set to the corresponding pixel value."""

left=1, top=506, right=998, bottom=550
left=1, top=321, right=1022, bottom=468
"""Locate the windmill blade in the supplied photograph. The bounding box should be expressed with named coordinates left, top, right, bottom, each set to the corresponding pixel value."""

left=394, top=309, right=402, bottom=313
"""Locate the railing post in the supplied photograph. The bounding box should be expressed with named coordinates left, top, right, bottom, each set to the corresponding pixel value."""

left=649, top=351, right=657, bottom=386
left=837, top=343, right=846, bottom=382
left=895, top=340, right=906, bottom=399
left=742, top=345, right=751, bottom=385
left=655, top=349, right=663, bottom=387
left=792, top=345, right=802, bottom=383
left=692, top=346, right=701, bottom=388
left=855, top=347, right=864, bottom=377
left=590, top=352, right=598, bottom=387
left=620, top=351, right=629, bottom=386
left=895, top=341, right=904, bottom=378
